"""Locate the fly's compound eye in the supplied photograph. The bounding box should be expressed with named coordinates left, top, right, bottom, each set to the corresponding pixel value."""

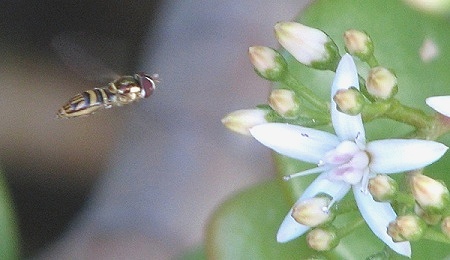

left=135, top=73, right=157, bottom=98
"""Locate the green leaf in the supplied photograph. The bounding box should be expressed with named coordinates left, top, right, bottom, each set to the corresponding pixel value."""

left=0, top=171, right=20, bottom=259
left=205, top=181, right=317, bottom=259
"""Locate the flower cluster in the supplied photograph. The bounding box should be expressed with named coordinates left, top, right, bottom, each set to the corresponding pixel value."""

left=223, top=22, right=450, bottom=258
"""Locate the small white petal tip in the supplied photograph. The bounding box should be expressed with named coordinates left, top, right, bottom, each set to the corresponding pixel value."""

left=426, top=96, right=450, bottom=117
left=276, top=214, right=309, bottom=243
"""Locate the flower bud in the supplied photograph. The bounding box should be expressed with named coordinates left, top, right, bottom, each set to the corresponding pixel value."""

left=414, top=203, right=442, bottom=225
left=274, top=22, right=340, bottom=70
left=441, top=216, right=450, bottom=238
left=403, top=0, right=450, bottom=15
left=387, top=215, right=426, bottom=242
left=409, top=173, right=450, bottom=214
left=343, top=29, right=374, bottom=61
left=306, top=227, right=339, bottom=251
left=291, top=196, right=334, bottom=227
left=221, top=109, right=268, bottom=135
left=368, top=174, right=398, bottom=202
left=366, top=67, right=398, bottom=100
left=333, top=87, right=365, bottom=115
left=248, top=46, right=288, bottom=81
left=268, top=89, right=300, bottom=118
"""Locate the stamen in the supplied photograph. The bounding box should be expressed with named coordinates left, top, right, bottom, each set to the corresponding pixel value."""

left=322, top=182, right=350, bottom=212
left=283, top=166, right=329, bottom=181
left=322, top=196, right=337, bottom=213
left=359, top=168, right=370, bottom=194
left=354, top=131, right=366, bottom=149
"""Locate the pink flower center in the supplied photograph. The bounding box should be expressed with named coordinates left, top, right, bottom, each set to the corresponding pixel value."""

left=322, top=141, right=370, bottom=184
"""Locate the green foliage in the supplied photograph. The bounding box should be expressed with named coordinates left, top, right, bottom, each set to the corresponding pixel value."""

left=0, top=171, right=20, bottom=259
left=206, top=181, right=316, bottom=259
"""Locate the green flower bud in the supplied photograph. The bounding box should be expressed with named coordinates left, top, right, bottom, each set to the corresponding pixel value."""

left=409, top=173, right=450, bottom=214
left=368, top=174, right=398, bottom=202
left=333, top=87, right=365, bottom=115
left=414, top=203, right=442, bottom=225
left=343, top=29, right=374, bottom=62
left=306, top=226, right=339, bottom=251
left=248, top=46, right=287, bottom=81
left=274, top=22, right=340, bottom=70
left=387, top=214, right=427, bottom=242
left=268, top=89, right=300, bottom=118
left=366, top=67, right=398, bottom=100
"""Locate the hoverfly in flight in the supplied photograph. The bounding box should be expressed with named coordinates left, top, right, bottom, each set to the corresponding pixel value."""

left=52, top=32, right=158, bottom=118
left=56, top=73, right=158, bottom=118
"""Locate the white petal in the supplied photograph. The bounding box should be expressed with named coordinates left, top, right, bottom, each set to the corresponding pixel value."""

left=277, top=172, right=350, bottom=242
left=276, top=212, right=310, bottom=243
left=367, top=139, right=448, bottom=173
left=250, top=123, right=339, bottom=164
left=302, top=171, right=351, bottom=200
left=331, top=54, right=366, bottom=142
left=426, top=96, right=450, bottom=117
left=353, top=185, right=411, bottom=257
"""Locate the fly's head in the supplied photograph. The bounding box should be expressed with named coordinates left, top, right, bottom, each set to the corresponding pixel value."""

left=134, top=72, right=158, bottom=98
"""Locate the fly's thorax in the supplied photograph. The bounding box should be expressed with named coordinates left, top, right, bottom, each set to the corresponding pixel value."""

left=109, top=75, right=139, bottom=94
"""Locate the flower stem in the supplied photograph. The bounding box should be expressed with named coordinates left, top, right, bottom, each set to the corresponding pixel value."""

left=423, top=228, right=450, bottom=244
left=365, top=55, right=379, bottom=68
left=385, top=99, right=433, bottom=129
left=362, top=99, right=433, bottom=130
left=333, top=199, right=358, bottom=214
left=336, top=216, right=365, bottom=238
left=393, top=192, right=416, bottom=215
left=281, top=74, right=329, bottom=112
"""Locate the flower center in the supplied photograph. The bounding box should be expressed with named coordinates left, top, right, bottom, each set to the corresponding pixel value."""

left=322, top=141, right=370, bottom=185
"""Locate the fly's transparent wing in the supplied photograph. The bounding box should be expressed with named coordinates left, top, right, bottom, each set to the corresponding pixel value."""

left=51, top=32, right=120, bottom=81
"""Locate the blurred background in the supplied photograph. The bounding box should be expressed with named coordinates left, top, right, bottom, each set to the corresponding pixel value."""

left=0, top=0, right=309, bottom=259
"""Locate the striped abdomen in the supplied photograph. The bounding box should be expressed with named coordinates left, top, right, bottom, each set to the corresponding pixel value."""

left=57, top=88, right=116, bottom=118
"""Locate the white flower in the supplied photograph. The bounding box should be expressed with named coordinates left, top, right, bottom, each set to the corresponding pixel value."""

left=250, top=54, right=448, bottom=257
left=426, top=96, right=450, bottom=117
